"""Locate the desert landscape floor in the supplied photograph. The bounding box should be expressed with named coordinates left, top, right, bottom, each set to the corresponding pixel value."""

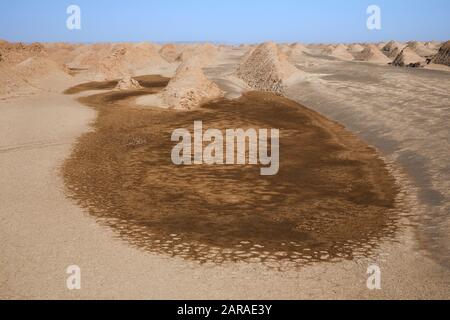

left=63, top=80, right=399, bottom=266
left=0, top=68, right=449, bottom=299
left=285, top=56, right=450, bottom=268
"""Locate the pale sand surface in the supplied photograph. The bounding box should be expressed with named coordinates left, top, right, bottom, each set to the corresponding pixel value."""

left=284, top=57, right=450, bottom=269
left=0, top=81, right=449, bottom=300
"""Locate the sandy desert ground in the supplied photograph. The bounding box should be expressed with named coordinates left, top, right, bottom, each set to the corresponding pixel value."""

left=0, top=40, right=449, bottom=299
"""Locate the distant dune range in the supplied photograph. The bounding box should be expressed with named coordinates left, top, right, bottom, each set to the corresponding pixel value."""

left=1, top=39, right=449, bottom=100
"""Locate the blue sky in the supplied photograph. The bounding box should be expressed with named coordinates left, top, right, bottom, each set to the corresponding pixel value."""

left=0, top=0, right=449, bottom=43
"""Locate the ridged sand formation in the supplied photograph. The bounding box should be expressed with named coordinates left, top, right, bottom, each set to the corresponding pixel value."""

left=138, top=60, right=223, bottom=110
left=115, top=76, right=142, bottom=90
left=431, top=41, right=450, bottom=66
left=406, top=41, right=436, bottom=58
left=328, top=44, right=354, bottom=60
left=382, top=41, right=406, bottom=58
left=392, top=47, right=426, bottom=67
left=235, top=42, right=303, bottom=95
left=355, top=44, right=392, bottom=64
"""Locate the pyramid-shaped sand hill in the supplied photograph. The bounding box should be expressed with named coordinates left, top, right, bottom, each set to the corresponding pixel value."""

left=392, top=47, right=426, bottom=67
left=431, top=41, right=450, bottom=66
left=290, top=43, right=310, bottom=54
left=235, top=42, right=303, bottom=95
left=329, top=44, right=354, bottom=61
left=355, top=45, right=391, bottom=64
left=139, top=60, right=223, bottom=110
left=348, top=44, right=365, bottom=53
left=406, top=41, right=436, bottom=58
left=382, top=41, right=405, bottom=59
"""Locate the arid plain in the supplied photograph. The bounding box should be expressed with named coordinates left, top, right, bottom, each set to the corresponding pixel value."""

left=1, top=40, right=449, bottom=299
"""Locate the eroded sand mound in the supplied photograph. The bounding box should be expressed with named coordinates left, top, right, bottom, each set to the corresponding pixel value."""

left=425, top=41, right=443, bottom=51
left=406, top=41, right=436, bottom=58
left=42, top=42, right=78, bottom=65
left=69, top=43, right=113, bottom=68
left=159, top=44, right=180, bottom=63
left=15, top=56, right=73, bottom=88
left=407, top=41, right=437, bottom=58
left=68, top=42, right=174, bottom=80
left=321, top=45, right=336, bottom=54
left=382, top=41, right=406, bottom=58
left=0, top=65, right=38, bottom=97
left=138, top=61, right=223, bottom=110
left=286, top=43, right=311, bottom=60
left=348, top=44, right=365, bottom=53
left=328, top=44, right=354, bottom=61
left=355, top=45, right=391, bottom=64
left=278, top=44, right=292, bottom=56
left=0, top=41, right=46, bottom=64
left=0, top=56, right=74, bottom=97
left=177, top=43, right=218, bottom=66
left=392, top=47, right=426, bottom=67
left=115, top=76, right=142, bottom=90
left=431, top=41, right=450, bottom=66
left=95, top=43, right=172, bottom=80
left=235, top=42, right=303, bottom=94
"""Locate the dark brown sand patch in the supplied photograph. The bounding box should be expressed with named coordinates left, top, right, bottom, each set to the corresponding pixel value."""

left=63, top=79, right=400, bottom=267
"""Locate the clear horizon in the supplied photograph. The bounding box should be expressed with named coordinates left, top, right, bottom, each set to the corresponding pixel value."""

left=0, top=0, right=449, bottom=44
